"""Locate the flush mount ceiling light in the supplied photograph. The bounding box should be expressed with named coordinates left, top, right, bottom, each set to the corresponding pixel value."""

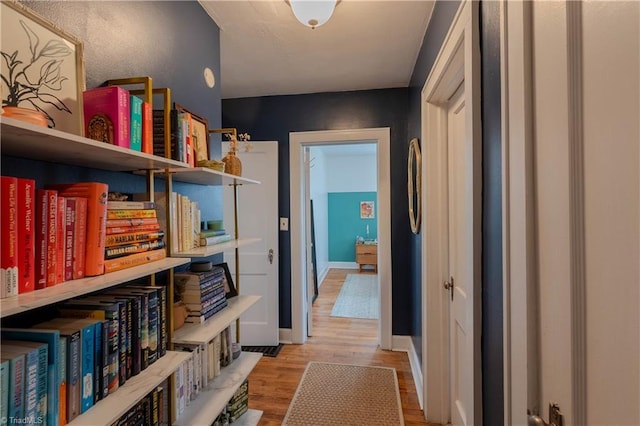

left=288, top=0, right=339, bottom=29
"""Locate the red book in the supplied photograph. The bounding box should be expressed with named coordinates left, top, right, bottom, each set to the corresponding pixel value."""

left=64, top=198, right=76, bottom=282
left=83, top=86, right=131, bottom=149
left=46, top=183, right=108, bottom=277
left=35, top=189, right=58, bottom=289
left=56, top=196, right=66, bottom=284
left=142, top=101, right=153, bottom=154
left=17, top=178, right=35, bottom=294
left=1, top=176, right=19, bottom=297
left=72, top=197, right=88, bottom=280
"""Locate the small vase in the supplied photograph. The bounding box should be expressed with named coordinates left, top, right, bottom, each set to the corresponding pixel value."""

left=2, top=106, right=48, bottom=128
left=222, top=150, right=242, bottom=176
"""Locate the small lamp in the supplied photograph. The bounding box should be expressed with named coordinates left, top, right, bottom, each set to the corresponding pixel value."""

left=289, top=0, right=338, bottom=29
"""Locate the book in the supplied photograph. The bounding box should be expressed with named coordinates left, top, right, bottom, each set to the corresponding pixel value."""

left=106, top=223, right=161, bottom=235
left=199, top=229, right=227, bottom=238
left=100, top=292, right=142, bottom=377
left=83, top=86, right=131, bottom=148
left=105, top=230, right=164, bottom=247
left=105, top=239, right=166, bottom=259
left=34, top=189, right=57, bottom=289
left=200, top=233, right=232, bottom=247
left=1, top=348, right=25, bottom=420
left=107, top=200, right=155, bottom=210
left=106, top=217, right=158, bottom=228
left=124, top=287, right=159, bottom=365
left=56, top=196, right=67, bottom=284
left=141, top=101, right=153, bottom=154
left=70, top=197, right=88, bottom=280
left=103, top=248, right=166, bottom=273
left=59, top=335, right=68, bottom=426
left=17, top=178, right=35, bottom=294
left=107, top=209, right=157, bottom=220
left=0, top=360, right=8, bottom=424
left=1, top=328, right=61, bottom=426
left=46, top=183, right=108, bottom=277
left=130, top=95, right=143, bottom=151
left=63, top=198, right=76, bottom=282
left=2, top=340, right=48, bottom=423
left=1, top=176, right=19, bottom=297
left=127, top=285, right=166, bottom=359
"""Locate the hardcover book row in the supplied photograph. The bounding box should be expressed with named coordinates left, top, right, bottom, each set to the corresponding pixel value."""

left=0, top=283, right=168, bottom=425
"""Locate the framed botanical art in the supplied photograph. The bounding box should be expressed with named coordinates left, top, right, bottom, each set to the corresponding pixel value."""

left=360, top=201, right=375, bottom=219
left=1, top=0, right=86, bottom=135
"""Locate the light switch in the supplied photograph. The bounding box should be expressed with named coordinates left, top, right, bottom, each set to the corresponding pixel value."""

left=280, top=217, right=289, bottom=231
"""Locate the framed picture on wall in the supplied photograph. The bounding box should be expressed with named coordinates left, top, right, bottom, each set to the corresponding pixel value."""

left=360, top=201, right=375, bottom=219
left=215, top=262, right=238, bottom=298
left=1, top=0, right=86, bottom=135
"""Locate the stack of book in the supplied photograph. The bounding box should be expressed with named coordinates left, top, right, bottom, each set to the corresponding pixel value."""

left=226, top=379, right=249, bottom=423
left=174, top=267, right=228, bottom=324
left=198, top=228, right=232, bottom=247
left=104, top=200, right=167, bottom=273
left=112, top=385, right=165, bottom=426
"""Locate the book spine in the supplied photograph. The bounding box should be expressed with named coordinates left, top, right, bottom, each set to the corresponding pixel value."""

left=0, top=360, right=8, bottom=423
left=122, top=298, right=133, bottom=379
left=105, top=223, right=161, bottom=235
left=34, top=190, right=50, bottom=290
left=103, top=249, right=166, bottom=273
left=130, top=95, right=143, bottom=152
left=107, top=209, right=157, bottom=220
left=45, top=190, right=58, bottom=287
left=17, top=178, right=35, bottom=294
left=142, top=101, right=153, bottom=154
left=99, top=320, right=109, bottom=400
left=35, top=344, right=48, bottom=422
left=23, top=348, right=38, bottom=423
left=71, top=198, right=87, bottom=280
left=8, top=354, right=25, bottom=419
left=157, top=286, right=167, bottom=357
left=106, top=217, right=158, bottom=228
left=80, top=325, right=95, bottom=413
left=66, top=331, right=81, bottom=422
left=64, top=198, right=76, bottom=282
left=49, top=183, right=108, bottom=277
left=56, top=196, right=66, bottom=284
left=59, top=336, right=68, bottom=426
left=107, top=200, right=156, bottom=210
left=116, top=301, right=127, bottom=385
left=1, top=176, right=19, bottom=297
left=94, top=321, right=106, bottom=403
left=147, top=291, right=159, bottom=364
left=200, top=234, right=232, bottom=246
left=137, top=292, right=149, bottom=371
left=104, top=310, right=120, bottom=395
left=105, top=239, right=166, bottom=259
left=83, top=86, right=130, bottom=148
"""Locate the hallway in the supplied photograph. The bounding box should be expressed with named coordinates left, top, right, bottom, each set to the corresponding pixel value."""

left=247, top=269, right=433, bottom=425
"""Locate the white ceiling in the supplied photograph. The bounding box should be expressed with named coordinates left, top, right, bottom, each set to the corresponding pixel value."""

left=199, top=0, right=435, bottom=99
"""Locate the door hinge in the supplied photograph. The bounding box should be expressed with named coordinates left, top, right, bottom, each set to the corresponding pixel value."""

left=528, top=403, right=564, bottom=426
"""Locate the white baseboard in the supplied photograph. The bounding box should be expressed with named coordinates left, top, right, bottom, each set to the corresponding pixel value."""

left=392, top=335, right=424, bottom=410
left=328, top=261, right=359, bottom=269
left=317, top=266, right=329, bottom=288
left=279, top=328, right=293, bottom=344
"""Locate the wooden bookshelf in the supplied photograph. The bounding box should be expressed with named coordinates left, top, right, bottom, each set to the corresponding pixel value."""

left=172, top=238, right=261, bottom=258
left=1, top=117, right=188, bottom=172
left=173, top=352, right=262, bottom=426
left=0, top=258, right=190, bottom=318
left=68, top=351, right=191, bottom=426
left=172, top=295, right=261, bottom=345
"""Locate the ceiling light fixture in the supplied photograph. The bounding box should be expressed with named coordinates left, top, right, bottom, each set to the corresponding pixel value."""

left=288, top=0, right=338, bottom=30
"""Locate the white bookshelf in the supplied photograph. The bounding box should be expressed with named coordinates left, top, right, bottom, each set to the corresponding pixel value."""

left=172, top=238, right=261, bottom=258
left=0, top=258, right=190, bottom=318
left=69, top=351, right=191, bottom=426
left=173, top=295, right=261, bottom=345
left=174, top=352, right=262, bottom=426
left=1, top=117, right=188, bottom=172
left=164, top=166, right=261, bottom=186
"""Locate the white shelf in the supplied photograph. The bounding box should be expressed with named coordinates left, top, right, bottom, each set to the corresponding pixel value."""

left=173, top=295, right=261, bottom=345
left=0, top=257, right=190, bottom=318
left=172, top=238, right=261, bottom=258
left=1, top=116, right=189, bottom=172
left=174, top=352, right=262, bottom=426
left=69, top=350, right=191, bottom=426
left=165, top=167, right=261, bottom=185
left=233, top=409, right=263, bottom=426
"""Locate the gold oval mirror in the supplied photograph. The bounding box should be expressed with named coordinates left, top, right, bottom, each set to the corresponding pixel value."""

left=408, top=138, right=422, bottom=234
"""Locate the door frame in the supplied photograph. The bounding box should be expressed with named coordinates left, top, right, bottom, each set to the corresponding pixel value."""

left=290, top=127, right=392, bottom=349
left=421, top=1, right=481, bottom=423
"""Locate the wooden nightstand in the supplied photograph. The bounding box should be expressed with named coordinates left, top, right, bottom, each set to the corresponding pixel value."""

left=355, top=242, right=378, bottom=273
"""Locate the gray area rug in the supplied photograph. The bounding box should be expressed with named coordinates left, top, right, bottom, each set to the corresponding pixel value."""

left=330, top=274, right=378, bottom=319
left=283, top=362, right=404, bottom=426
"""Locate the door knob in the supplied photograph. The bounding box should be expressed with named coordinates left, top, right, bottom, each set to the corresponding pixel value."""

left=443, top=276, right=454, bottom=301
left=268, top=248, right=274, bottom=264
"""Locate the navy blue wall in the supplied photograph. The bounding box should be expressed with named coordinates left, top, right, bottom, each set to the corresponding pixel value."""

left=222, top=89, right=410, bottom=332
left=4, top=1, right=225, bottom=229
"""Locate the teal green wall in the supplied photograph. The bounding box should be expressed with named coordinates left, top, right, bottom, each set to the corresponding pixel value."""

left=328, top=192, right=378, bottom=261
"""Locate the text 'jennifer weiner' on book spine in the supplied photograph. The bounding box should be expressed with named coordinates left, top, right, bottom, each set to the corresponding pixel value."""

left=1, top=176, right=19, bottom=298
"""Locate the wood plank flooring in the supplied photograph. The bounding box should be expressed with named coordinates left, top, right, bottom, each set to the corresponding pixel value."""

left=247, top=269, right=437, bottom=425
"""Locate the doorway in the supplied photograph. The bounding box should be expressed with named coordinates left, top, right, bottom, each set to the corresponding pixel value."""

left=289, top=128, right=392, bottom=349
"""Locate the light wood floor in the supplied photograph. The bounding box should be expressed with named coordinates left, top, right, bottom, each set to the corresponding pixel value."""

left=247, top=268, right=436, bottom=425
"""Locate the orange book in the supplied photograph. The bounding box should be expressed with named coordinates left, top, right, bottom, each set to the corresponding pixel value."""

left=35, top=189, right=58, bottom=289
left=104, top=248, right=166, bottom=273
left=105, top=217, right=158, bottom=228
left=46, top=183, right=108, bottom=277
left=105, top=223, right=161, bottom=235
left=105, top=230, right=164, bottom=247
left=106, top=209, right=156, bottom=220
left=142, top=101, right=153, bottom=154
left=71, top=197, right=88, bottom=280
left=56, top=196, right=66, bottom=284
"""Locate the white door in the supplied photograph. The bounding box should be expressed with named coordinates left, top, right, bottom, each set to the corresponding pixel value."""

left=222, top=141, right=279, bottom=346
left=446, top=86, right=475, bottom=426
left=504, top=1, right=640, bottom=424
